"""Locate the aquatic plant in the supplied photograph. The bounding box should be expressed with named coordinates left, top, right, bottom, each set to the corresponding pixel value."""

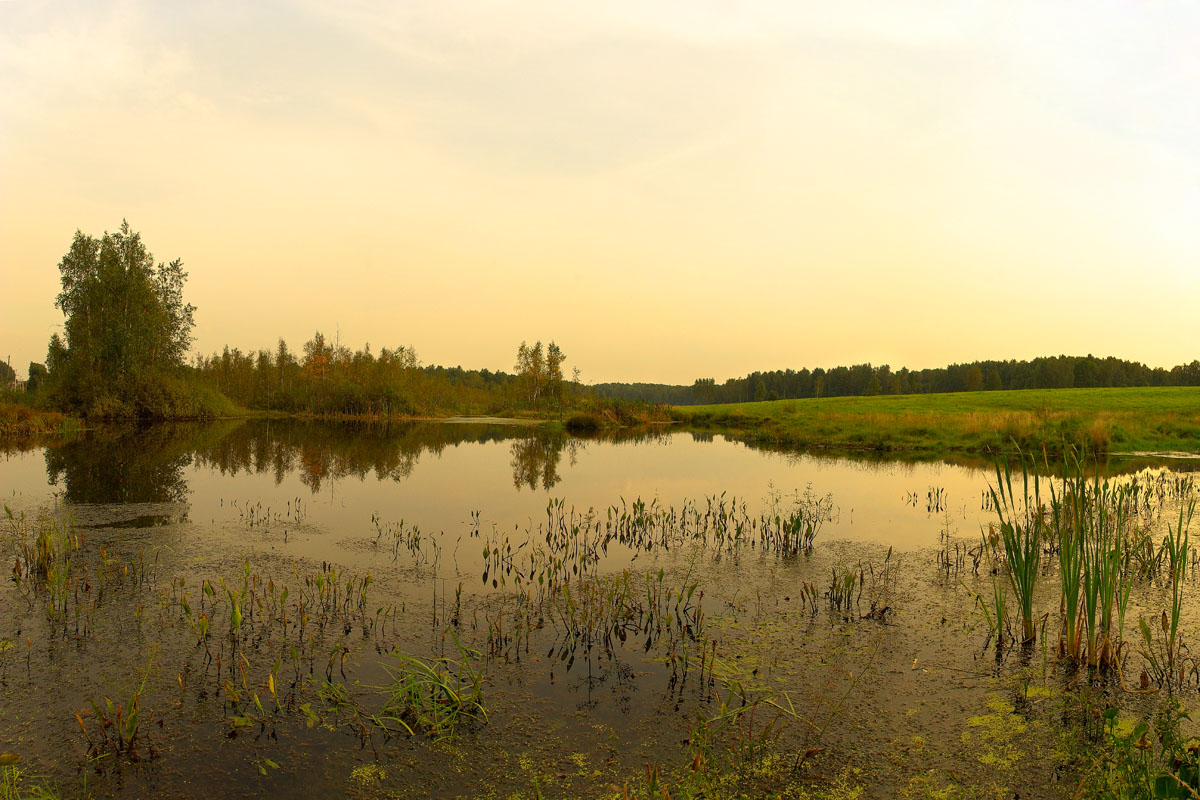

left=374, top=633, right=486, bottom=740
left=0, top=761, right=66, bottom=800
left=1138, top=491, right=1196, bottom=691
left=990, top=456, right=1045, bottom=643
left=1076, top=700, right=1200, bottom=799
left=1051, top=456, right=1136, bottom=668
left=1081, top=480, right=1132, bottom=670
left=1052, top=473, right=1084, bottom=661
left=826, top=567, right=859, bottom=614
left=77, top=657, right=154, bottom=759
left=987, top=578, right=1009, bottom=649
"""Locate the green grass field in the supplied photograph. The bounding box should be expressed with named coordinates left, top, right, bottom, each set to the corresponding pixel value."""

left=671, top=387, right=1200, bottom=456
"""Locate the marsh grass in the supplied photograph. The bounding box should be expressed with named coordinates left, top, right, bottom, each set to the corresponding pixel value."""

left=0, top=763, right=65, bottom=800
left=983, top=452, right=1200, bottom=698
left=375, top=633, right=486, bottom=740
left=0, top=402, right=79, bottom=439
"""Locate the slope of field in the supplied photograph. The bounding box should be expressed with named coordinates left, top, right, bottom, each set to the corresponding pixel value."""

left=671, top=387, right=1200, bottom=455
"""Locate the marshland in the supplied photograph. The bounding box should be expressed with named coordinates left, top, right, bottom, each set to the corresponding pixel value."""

left=1, top=418, right=1199, bottom=798
left=7, top=3, right=1200, bottom=798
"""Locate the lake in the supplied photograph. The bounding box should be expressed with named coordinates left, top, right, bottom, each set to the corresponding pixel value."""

left=1, top=420, right=1196, bottom=798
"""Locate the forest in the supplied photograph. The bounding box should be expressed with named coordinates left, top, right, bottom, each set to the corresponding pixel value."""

left=595, top=354, right=1200, bottom=405
left=191, top=336, right=576, bottom=417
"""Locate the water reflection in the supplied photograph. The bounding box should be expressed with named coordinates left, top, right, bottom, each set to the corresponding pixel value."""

left=510, top=432, right=577, bottom=490
left=43, top=422, right=207, bottom=504
left=31, top=419, right=1198, bottom=548
left=41, top=419, right=665, bottom=503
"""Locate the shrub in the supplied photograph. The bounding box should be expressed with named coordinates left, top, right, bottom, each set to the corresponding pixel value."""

left=564, top=412, right=602, bottom=432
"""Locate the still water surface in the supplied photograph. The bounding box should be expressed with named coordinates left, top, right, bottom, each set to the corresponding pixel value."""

left=1, top=420, right=1193, bottom=798
left=3, top=419, right=1004, bottom=557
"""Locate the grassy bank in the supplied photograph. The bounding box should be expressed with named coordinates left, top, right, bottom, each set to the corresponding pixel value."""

left=276, top=395, right=671, bottom=431
left=0, top=394, right=665, bottom=443
left=672, top=387, right=1200, bottom=455
left=0, top=402, right=81, bottom=437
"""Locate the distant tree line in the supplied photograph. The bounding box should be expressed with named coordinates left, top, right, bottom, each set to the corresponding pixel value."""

left=194, top=335, right=578, bottom=416
left=594, top=355, right=1200, bottom=406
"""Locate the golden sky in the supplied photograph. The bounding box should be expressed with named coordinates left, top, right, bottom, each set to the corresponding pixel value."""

left=2, top=1, right=1198, bottom=384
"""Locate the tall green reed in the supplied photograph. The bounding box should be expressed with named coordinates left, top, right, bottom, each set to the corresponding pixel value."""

left=1053, top=455, right=1134, bottom=668
left=1052, top=472, right=1083, bottom=660
left=990, top=455, right=1045, bottom=643
left=1079, top=474, right=1131, bottom=669
left=1000, top=451, right=1138, bottom=667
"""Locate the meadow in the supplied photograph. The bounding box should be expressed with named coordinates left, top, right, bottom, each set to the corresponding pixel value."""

left=672, top=387, right=1200, bottom=456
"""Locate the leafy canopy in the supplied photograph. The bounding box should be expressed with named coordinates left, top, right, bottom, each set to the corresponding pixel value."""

left=49, top=221, right=195, bottom=410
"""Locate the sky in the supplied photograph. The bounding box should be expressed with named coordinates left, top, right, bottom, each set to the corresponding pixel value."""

left=2, top=1, right=1198, bottom=384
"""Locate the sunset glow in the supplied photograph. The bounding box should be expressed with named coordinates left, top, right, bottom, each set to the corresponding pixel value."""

left=3, top=1, right=1198, bottom=383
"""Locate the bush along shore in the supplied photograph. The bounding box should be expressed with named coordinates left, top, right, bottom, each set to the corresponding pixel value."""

left=0, top=402, right=82, bottom=438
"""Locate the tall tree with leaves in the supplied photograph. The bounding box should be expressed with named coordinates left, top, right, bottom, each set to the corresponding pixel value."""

left=544, top=341, right=567, bottom=415
left=302, top=331, right=332, bottom=385
left=49, top=221, right=196, bottom=412
left=515, top=341, right=547, bottom=406
left=26, top=363, right=48, bottom=394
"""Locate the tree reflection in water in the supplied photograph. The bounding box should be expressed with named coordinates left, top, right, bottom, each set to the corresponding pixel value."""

left=44, top=422, right=224, bottom=504
left=509, top=431, right=581, bottom=490
left=42, top=419, right=669, bottom=502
